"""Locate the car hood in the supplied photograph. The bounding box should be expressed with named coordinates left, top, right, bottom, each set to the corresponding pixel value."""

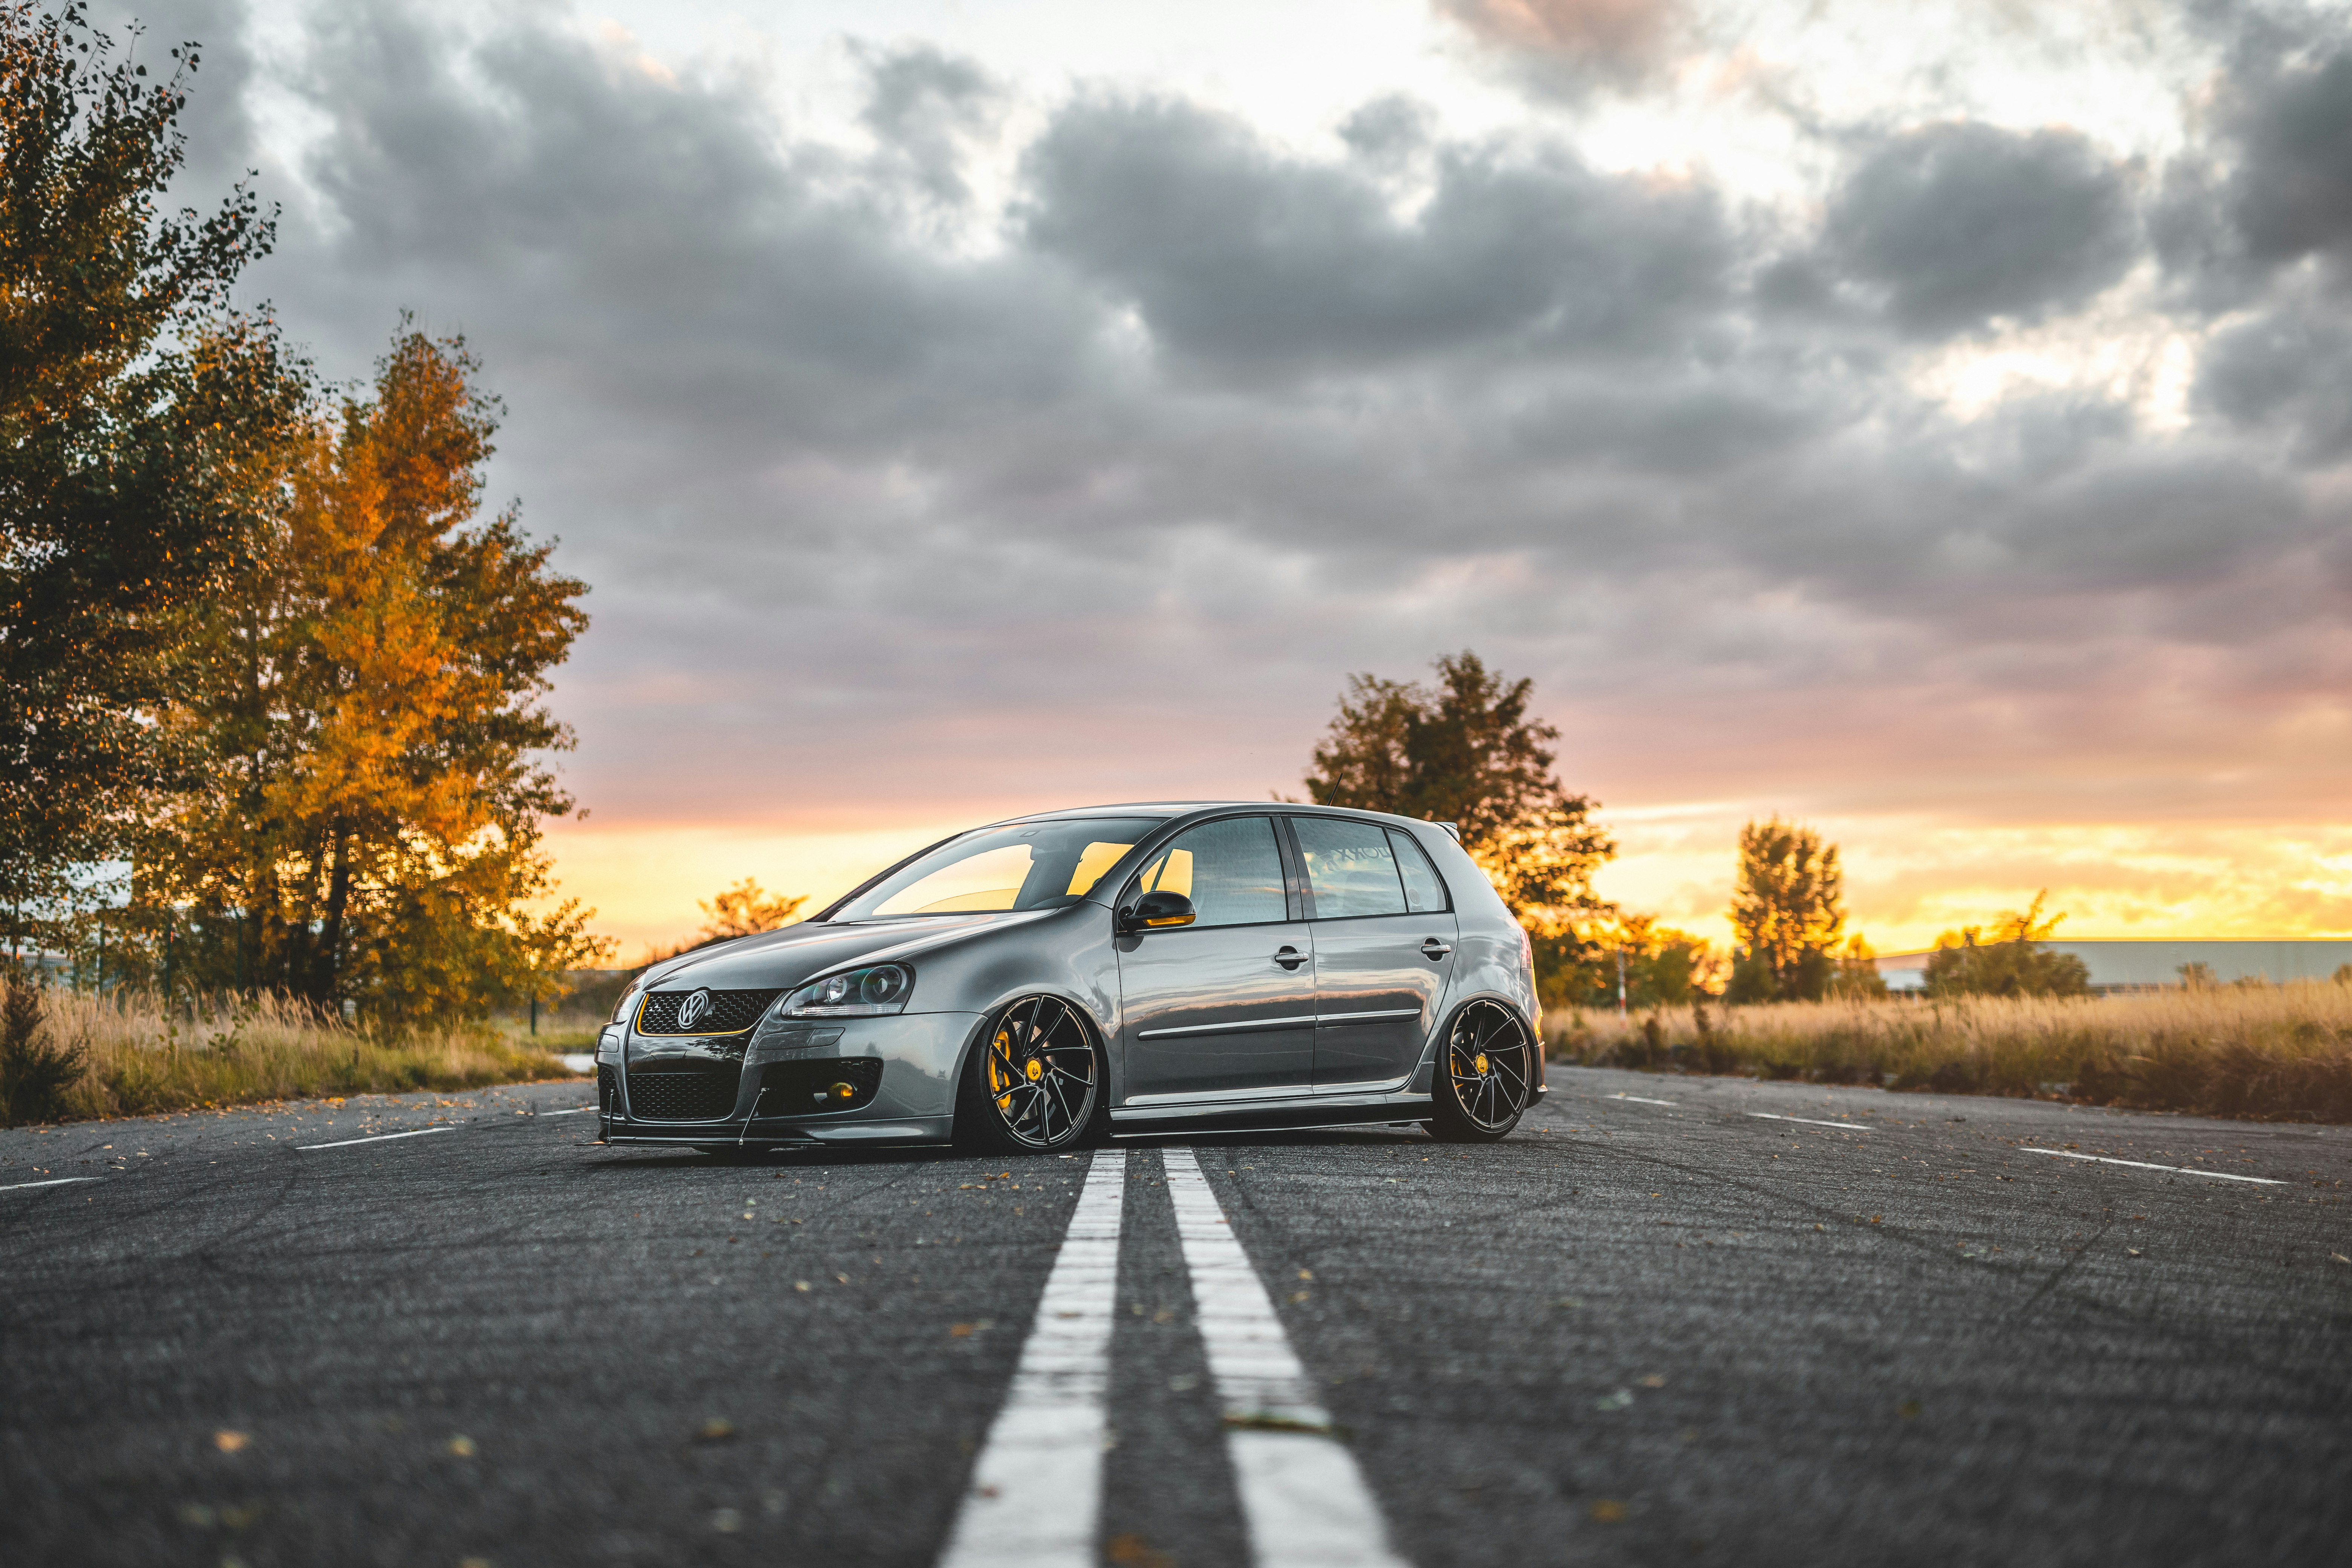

left=635, top=909, right=1065, bottom=995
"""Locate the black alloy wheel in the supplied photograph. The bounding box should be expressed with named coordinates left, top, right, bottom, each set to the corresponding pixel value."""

left=1426, top=999, right=1533, bottom=1143
left=957, top=994, right=1105, bottom=1153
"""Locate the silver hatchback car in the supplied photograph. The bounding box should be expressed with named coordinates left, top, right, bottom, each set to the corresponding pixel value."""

left=595, top=802, right=1542, bottom=1156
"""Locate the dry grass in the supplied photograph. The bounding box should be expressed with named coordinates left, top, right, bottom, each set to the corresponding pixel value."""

left=1548, top=985, right=2352, bottom=1123
left=9, top=985, right=582, bottom=1125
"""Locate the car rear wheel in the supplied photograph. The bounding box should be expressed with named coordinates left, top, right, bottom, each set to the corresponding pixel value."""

left=1424, top=999, right=1532, bottom=1144
left=956, top=994, right=1106, bottom=1154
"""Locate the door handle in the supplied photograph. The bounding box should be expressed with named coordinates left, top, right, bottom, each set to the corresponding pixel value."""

left=1273, top=946, right=1310, bottom=970
left=1420, top=938, right=1453, bottom=960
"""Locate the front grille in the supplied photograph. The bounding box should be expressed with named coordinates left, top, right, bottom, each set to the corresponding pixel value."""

left=597, top=1065, right=617, bottom=1117
left=635, top=988, right=784, bottom=1037
left=625, top=1063, right=744, bottom=1121
left=757, top=1058, right=884, bottom=1115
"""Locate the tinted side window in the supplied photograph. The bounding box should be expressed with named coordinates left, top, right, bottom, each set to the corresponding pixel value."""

left=1387, top=828, right=1449, bottom=913
left=1290, top=817, right=1407, bottom=919
left=1130, top=816, right=1288, bottom=928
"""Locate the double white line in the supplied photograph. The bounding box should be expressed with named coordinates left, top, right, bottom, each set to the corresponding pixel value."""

left=939, top=1147, right=1406, bottom=1568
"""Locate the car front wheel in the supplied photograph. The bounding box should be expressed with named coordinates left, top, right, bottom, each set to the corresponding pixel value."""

left=955, top=994, right=1107, bottom=1154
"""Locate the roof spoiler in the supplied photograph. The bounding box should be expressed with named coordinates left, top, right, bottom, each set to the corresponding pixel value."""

left=1434, top=821, right=1462, bottom=842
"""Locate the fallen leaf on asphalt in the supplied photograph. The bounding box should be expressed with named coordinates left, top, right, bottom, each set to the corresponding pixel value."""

left=950, top=1323, right=974, bottom=1338
left=1289, top=1291, right=1311, bottom=1304
left=2332, top=1254, right=2350, bottom=1266
left=1590, top=1500, right=1626, bottom=1523
left=1107, top=1532, right=1174, bottom=1568
left=697, top=1419, right=736, bottom=1442
left=447, top=1436, right=477, bottom=1458
left=794, top=1281, right=811, bottom=1292
left=1639, top=1375, right=1666, bottom=1388
left=1898, top=1401, right=1922, bottom=1419
left=460, top=1559, right=492, bottom=1568
left=2127, top=1248, right=2144, bottom=1258
left=1297, top=1269, right=1313, bottom=1281
left=1222, top=1412, right=1337, bottom=1436
left=213, top=1430, right=249, bottom=1453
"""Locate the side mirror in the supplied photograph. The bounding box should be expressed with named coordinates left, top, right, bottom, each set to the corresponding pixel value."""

left=1119, top=891, right=1196, bottom=932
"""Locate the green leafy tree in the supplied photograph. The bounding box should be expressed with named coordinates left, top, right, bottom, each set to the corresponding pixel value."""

left=1303, top=651, right=1614, bottom=1001
left=1922, top=892, right=2090, bottom=999
left=0, top=3, right=283, bottom=940
left=1727, top=817, right=1845, bottom=1002
left=1828, top=935, right=1888, bottom=999
left=136, top=326, right=610, bottom=1019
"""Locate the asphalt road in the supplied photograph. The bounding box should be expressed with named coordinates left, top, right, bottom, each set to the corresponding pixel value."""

left=4, top=1066, right=2349, bottom=1567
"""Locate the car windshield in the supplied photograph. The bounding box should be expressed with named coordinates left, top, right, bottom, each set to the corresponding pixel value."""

left=833, top=819, right=1161, bottom=921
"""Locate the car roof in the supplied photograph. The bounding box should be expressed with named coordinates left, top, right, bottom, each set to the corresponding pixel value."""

left=989, top=801, right=1441, bottom=830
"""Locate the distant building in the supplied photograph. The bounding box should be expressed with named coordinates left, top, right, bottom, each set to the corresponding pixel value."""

left=1875, top=940, right=2352, bottom=994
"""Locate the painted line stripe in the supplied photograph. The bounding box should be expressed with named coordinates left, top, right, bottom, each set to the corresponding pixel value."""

left=1163, top=1147, right=1409, bottom=1568
left=2021, top=1148, right=2285, bottom=1185
left=0, top=1177, right=98, bottom=1192
left=1749, top=1113, right=1870, bottom=1131
left=539, top=1106, right=596, bottom=1116
left=296, top=1126, right=457, bottom=1152
left=1610, top=1093, right=1679, bottom=1106
left=937, top=1147, right=1127, bottom=1568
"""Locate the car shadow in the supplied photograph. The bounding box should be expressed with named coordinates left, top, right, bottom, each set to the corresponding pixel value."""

left=575, top=1122, right=1430, bottom=1173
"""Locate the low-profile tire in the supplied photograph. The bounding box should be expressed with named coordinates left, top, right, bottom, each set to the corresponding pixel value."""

left=954, top=994, right=1108, bottom=1155
left=1423, top=999, right=1534, bottom=1144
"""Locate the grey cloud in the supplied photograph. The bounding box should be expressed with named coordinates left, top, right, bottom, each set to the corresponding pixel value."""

left=1021, top=96, right=1730, bottom=373
left=1823, top=121, right=2139, bottom=337
left=104, top=0, right=2352, bottom=833
left=2219, top=40, right=2352, bottom=272
left=857, top=42, right=1002, bottom=208
left=2199, top=299, right=2352, bottom=463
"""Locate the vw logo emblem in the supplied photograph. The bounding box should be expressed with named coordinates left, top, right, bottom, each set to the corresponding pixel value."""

left=676, top=988, right=713, bottom=1031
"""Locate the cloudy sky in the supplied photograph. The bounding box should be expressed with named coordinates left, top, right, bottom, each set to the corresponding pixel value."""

left=112, top=0, right=2352, bottom=955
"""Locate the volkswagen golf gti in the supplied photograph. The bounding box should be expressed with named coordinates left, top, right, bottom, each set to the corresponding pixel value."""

left=594, top=802, right=1542, bottom=1156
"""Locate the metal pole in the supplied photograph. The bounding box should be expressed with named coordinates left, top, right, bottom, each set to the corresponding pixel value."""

left=1616, top=948, right=1627, bottom=1017
left=530, top=991, right=538, bottom=1037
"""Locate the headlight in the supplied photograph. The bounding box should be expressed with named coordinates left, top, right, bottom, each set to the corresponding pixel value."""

left=612, top=982, right=645, bottom=1024
left=776, top=963, right=913, bottom=1018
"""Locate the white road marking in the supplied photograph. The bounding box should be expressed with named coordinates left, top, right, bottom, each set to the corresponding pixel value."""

left=557, top=1053, right=596, bottom=1072
left=1610, top=1093, right=1679, bottom=1106
left=296, top=1126, right=457, bottom=1151
left=937, top=1147, right=1127, bottom=1568
left=2021, top=1148, right=2285, bottom=1185
left=539, top=1106, right=596, bottom=1116
left=1163, top=1147, right=1410, bottom=1568
left=0, top=1177, right=98, bottom=1192
left=1749, top=1113, right=1870, bottom=1131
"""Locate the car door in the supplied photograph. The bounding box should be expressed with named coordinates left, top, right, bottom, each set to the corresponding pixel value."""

left=1286, top=816, right=1458, bottom=1090
left=1115, top=814, right=1317, bottom=1104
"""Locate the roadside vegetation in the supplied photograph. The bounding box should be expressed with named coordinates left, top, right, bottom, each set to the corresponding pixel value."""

left=1548, top=984, right=2352, bottom=1124
left=0, top=976, right=577, bottom=1128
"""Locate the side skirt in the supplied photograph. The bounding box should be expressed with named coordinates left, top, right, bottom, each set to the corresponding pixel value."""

left=1107, top=1094, right=1433, bottom=1138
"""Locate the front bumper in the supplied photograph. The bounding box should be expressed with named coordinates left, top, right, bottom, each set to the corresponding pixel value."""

left=598, top=1012, right=976, bottom=1147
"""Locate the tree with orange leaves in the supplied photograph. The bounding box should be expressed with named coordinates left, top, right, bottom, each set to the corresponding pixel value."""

left=138, top=324, right=609, bottom=1019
